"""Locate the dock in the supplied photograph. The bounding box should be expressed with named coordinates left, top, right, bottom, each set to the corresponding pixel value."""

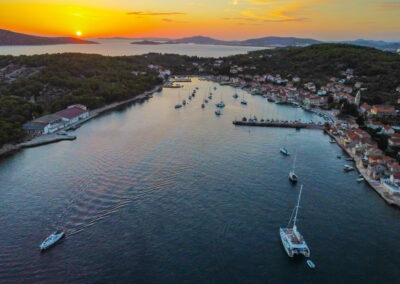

left=232, top=120, right=324, bottom=129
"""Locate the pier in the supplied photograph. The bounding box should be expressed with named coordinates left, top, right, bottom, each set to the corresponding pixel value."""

left=232, top=120, right=324, bottom=130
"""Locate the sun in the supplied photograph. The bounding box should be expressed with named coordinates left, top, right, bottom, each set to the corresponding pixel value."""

left=76, top=31, right=82, bottom=37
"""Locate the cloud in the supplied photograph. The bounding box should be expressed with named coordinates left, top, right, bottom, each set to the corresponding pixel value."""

left=127, top=11, right=186, bottom=16
left=162, top=18, right=188, bottom=23
left=241, top=3, right=309, bottom=23
left=368, top=1, right=400, bottom=10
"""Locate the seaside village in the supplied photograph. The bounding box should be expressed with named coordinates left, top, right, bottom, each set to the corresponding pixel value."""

left=198, top=60, right=400, bottom=202
left=18, top=61, right=400, bottom=203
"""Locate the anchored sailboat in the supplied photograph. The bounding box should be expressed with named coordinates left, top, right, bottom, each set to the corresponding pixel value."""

left=289, top=154, right=298, bottom=183
left=280, top=185, right=310, bottom=258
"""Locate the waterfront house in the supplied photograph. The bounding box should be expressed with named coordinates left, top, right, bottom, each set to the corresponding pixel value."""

left=56, top=105, right=89, bottom=126
left=368, top=155, right=384, bottom=165
left=367, top=162, right=387, bottom=180
left=22, top=114, right=64, bottom=135
left=381, top=173, right=400, bottom=195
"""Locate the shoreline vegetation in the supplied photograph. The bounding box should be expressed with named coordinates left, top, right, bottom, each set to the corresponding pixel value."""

left=0, top=84, right=163, bottom=157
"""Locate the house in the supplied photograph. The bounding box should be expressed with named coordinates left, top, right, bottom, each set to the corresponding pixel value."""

left=369, top=105, right=397, bottom=118
left=382, top=125, right=395, bottom=135
left=55, top=105, right=89, bottom=126
left=388, top=136, right=400, bottom=148
left=366, top=120, right=384, bottom=131
left=387, top=161, right=400, bottom=173
left=381, top=174, right=400, bottom=195
left=22, top=114, right=64, bottom=135
left=359, top=103, right=371, bottom=114
left=367, top=162, right=387, bottom=180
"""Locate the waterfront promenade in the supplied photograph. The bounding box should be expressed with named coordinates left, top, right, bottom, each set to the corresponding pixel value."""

left=325, top=130, right=400, bottom=208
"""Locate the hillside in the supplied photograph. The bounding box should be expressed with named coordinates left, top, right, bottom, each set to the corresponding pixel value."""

left=0, top=29, right=98, bottom=45
left=213, top=44, right=400, bottom=104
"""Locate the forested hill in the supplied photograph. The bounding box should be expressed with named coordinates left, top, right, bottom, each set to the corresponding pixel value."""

left=214, top=44, right=400, bottom=104
left=0, top=29, right=97, bottom=45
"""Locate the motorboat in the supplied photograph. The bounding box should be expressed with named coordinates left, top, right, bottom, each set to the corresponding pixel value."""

left=201, top=103, right=205, bottom=108
left=307, top=259, right=316, bottom=269
left=357, top=177, right=365, bottom=182
left=280, top=147, right=290, bottom=156
left=233, top=93, right=239, bottom=99
left=280, top=185, right=310, bottom=258
left=40, top=230, right=65, bottom=251
left=215, top=109, right=221, bottom=116
left=289, top=171, right=298, bottom=183
left=174, top=104, right=182, bottom=109
left=344, top=165, right=354, bottom=172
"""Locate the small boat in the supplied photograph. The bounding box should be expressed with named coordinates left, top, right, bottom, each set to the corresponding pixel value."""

left=307, top=259, right=316, bottom=269
left=280, top=185, right=310, bottom=258
left=214, top=86, right=217, bottom=90
left=204, top=99, right=208, bottom=103
left=69, top=124, right=81, bottom=130
left=188, top=96, right=192, bottom=100
left=344, top=165, right=354, bottom=172
left=40, top=230, right=65, bottom=251
left=242, top=117, right=247, bottom=122
left=280, top=147, right=290, bottom=156
left=345, top=158, right=354, bottom=162
left=182, top=100, right=186, bottom=105
left=329, top=139, right=336, bottom=144
left=208, top=95, right=213, bottom=100
left=201, top=103, right=205, bottom=108
left=216, top=102, right=225, bottom=108
left=337, top=155, right=341, bottom=159
left=174, top=104, right=182, bottom=109
left=215, top=109, right=221, bottom=116
left=233, top=93, right=239, bottom=99
left=357, top=177, right=365, bottom=182
left=241, top=100, right=247, bottom=105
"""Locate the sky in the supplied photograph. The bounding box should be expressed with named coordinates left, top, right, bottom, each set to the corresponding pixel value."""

left=0, top=0, right=399, bottom=41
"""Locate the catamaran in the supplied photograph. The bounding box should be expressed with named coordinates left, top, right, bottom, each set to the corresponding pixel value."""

left=280, top=185, right=310, bottom=258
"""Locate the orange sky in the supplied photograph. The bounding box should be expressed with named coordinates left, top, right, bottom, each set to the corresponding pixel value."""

left=0, top=0, right=399, bottom=40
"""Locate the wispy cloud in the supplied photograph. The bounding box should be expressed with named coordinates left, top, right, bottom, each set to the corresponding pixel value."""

left=127, top=11, right=186, bottom=16
left=241, top=3, right=309, bottom=22
left=162, top=18, right=188, bottom=23
left=368, top=1, right=400, bottom=11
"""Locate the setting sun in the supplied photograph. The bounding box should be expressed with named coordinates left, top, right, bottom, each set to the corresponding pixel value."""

left=76, top=31, right=82, bottom=37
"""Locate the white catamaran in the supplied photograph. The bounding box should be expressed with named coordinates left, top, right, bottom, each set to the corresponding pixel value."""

left=280, top=185, right=310, bottom=258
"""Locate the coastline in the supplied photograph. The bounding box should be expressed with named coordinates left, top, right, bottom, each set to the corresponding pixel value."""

left=325, top=129, right=400, bottom=208
left=0, top=84, right=163, bottom=158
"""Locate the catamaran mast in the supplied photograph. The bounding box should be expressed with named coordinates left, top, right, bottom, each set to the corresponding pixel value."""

left=293, top=184, right=303, bottom=227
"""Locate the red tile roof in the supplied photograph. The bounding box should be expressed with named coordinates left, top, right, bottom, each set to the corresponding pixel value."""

left=56, top=106, right=87, bottom=120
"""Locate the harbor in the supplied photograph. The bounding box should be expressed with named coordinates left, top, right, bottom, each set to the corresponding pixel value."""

left=1, top=78, right=400, bottom=283
left=232, top=120, right=324, bottom=129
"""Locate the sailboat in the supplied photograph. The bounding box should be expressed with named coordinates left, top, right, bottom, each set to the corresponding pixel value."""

left=240, top=92, right=247, bottom=105
left=216, top=92, right=225, bottom=108
left=280, top=185, right=310, bottom=258
left=289, top=154, right=298, bottom=183
left=175, top=91, right=182, bottom=109
left=280, top=135, right=290, bottom=156
left=233, top=88, right=239, bottom=99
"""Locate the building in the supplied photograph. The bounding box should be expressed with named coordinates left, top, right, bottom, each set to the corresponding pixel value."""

left=369, top=105, right=397, bottom=118
left=55, top=105, right=89, bottom=126
left=22, top=114, right=64, bottom=135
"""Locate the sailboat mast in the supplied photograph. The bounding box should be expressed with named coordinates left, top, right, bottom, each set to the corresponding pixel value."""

left=293, top=184, right=303, bottom=227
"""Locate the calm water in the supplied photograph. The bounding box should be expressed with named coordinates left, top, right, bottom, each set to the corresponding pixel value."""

left=1, top=79, right=400, bottom=283
left=0, top=39, right=265, bottom=57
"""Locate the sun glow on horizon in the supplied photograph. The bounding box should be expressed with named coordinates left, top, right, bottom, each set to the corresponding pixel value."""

left=76, top=31, right=82, bottom=36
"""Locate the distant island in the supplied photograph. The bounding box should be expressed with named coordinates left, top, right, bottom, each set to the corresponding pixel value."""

left=0, top=29, right=98, bottom=46
left=131, top=40, right=166, bottom=45
left=127, top=35, right=400, bottom=51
